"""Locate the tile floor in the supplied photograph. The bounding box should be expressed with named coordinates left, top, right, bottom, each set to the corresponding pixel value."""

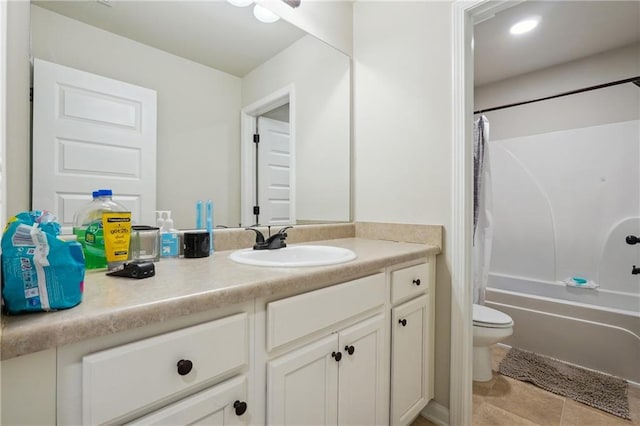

left=412, top=345, right=640, bottom=426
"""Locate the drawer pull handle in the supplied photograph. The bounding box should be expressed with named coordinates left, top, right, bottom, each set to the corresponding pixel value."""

left=176, top=359, right=193, bottom=376
left=332, top=351, right=342, bottom=362
left=345, top=345, right=355, bottom=355
left=399, top=319, right=407, bottom=327
left=234, top=400, right=248, bottom=416
left=413, top=278, right=421, bottom=286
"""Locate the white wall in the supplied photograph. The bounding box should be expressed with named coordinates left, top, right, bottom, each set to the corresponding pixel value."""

left=0, top=0, right=6, bottom=416
left=353, top=1, right=453, bottom=408
left=256, top=0, right=353, bottom=57
left=242, top=34, right=351, bottom=223
left=476, top=44, right=640, bottom=308
left=30, top=5, right=242, bottom=229
left=0, top=0, right=6, bottom=230
left=475, top=43, right=640, bottom=128
left=5, top=1, right=30, bottom=221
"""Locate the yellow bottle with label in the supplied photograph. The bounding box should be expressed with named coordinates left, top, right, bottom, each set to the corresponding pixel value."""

left=72, top=189, right=127, bottom=269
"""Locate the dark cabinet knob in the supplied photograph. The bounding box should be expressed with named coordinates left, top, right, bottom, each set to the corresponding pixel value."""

left=413, top=278, right=421, bottom=286
left=345, top=345, right=355, bottom=355
left=234, top=400, right=248, bottom=416
left=332, top=351, right=342, bottom=362
left=399, top=319, right=407, bottom=327
left=176, top=359, right=193, bottom=376
left=626, top=235, right=640, bottom=245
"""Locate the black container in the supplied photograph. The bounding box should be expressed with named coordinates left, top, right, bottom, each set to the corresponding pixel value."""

left=183, top=231, right=210, bottom=258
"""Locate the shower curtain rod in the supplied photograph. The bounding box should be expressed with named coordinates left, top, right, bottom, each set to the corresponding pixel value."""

left=474, top=76, right=640, bottom=115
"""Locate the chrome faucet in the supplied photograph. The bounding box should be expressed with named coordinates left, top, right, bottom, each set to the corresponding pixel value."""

left=245, top=226, right=292, bottom=250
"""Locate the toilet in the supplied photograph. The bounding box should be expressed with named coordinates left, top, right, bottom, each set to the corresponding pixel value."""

left=473, top=303, right=514, bottom=382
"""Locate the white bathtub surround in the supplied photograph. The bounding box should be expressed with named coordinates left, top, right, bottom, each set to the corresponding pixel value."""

left=490, top=273, right=638, bottom=314
left=488, top=119, right=640, bottom=307
left=481, top=95, right=640, bottom=383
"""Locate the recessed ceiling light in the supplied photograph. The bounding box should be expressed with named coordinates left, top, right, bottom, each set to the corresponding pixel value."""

left=509, top=18, right=540, bottom=35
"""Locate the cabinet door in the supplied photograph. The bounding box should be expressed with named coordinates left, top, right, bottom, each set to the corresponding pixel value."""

left=391, top=294, right=430, bottom=425
left=337, top=313, right=387, bottom=426
left=126, top=375, right=248, bottom=425
left=267, top=334, right=339, bottom=425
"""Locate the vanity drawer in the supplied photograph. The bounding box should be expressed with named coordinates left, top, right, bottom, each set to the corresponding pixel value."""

left=82, top=312, right=248, bottom=425
left=391, top=261, right=431, bottom=304
left=267, top=273, right=385, bottom=351
left=126, top=375, right=248, bottom=425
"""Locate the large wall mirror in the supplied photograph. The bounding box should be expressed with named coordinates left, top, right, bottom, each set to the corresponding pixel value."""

left=29, top=1, right=351, bottom=230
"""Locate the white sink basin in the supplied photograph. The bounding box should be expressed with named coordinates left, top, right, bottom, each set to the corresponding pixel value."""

left=229, top=245, right=357, bottom=267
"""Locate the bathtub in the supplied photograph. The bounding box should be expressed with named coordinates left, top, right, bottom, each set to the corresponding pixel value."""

left=485, top=273, right=640, bottom=383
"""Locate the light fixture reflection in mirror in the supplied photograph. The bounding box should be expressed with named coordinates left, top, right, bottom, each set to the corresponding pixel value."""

left=227, top=0, right=282, bottom=24
left=227, top=0, right=253, bottom=7
left=29, top=1, right=350, bottom=230
left=253, top=4, right=280, bottom=23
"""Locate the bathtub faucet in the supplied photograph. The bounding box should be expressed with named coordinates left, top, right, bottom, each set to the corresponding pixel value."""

left=633, top=265, right=640, bottom=275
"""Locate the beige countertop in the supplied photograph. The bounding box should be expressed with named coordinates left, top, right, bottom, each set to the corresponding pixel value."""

left=1, top=237, right=439, bottom=360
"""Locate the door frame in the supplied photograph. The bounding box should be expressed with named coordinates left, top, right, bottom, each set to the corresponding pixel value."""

left=450, top=1, right=521, bottom=425
left=240, top=84, right=296, bottom=227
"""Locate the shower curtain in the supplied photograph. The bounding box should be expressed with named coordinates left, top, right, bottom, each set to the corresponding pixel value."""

left=473, top=115, right=492, bottom=304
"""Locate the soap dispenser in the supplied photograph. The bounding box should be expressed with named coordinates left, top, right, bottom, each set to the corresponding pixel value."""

left=155, top=210, right=165, bottom=231
left=160, top=211, right=179, bottom=258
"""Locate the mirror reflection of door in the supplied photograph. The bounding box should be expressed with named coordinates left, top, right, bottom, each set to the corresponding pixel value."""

left=32, top=59, right=157, bottom=231
left=255, top=105, right=293, bottom=226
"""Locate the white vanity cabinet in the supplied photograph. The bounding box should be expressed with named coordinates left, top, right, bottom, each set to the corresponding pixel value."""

left=1, top=248, right=438, bottom=426
left=265, top=273, right=388, bottom=425
left=268, top=314, right=386, bottom=425
left=56, top=307, right=252, bottom=425
left=389, top=260, right=435, bottom=425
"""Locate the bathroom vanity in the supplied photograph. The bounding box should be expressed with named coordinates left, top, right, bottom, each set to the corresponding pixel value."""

left=1, top=237, right=438, bottom=425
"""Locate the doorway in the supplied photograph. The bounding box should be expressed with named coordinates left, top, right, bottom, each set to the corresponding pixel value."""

left=240, top=85, right=296, bottom=227
left=450, top=1, right=518, bottom=424
left=452, top=0, right=640, bottom=423
left=255, top=111, right=292, bottom=226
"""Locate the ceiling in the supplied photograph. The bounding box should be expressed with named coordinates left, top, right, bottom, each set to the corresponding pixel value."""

left=32, top=1, right=307, bottom=77
left=34, top=1, right=640, bottom=86
left=474, top=1, right=640, bottom=86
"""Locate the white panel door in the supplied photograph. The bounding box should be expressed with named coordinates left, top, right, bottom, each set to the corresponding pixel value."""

left=32, top=58, right=157, bottom=229
left=267, top=334, right=338, bottom=425
left=337, top=314, right=387, bottom=426
left=258, top=116, right=292, bottom=225
left=391, top=295, right=430, bottom=425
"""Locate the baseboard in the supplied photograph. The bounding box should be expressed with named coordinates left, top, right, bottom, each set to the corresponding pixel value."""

left=420, top=400, right=449, bottom=426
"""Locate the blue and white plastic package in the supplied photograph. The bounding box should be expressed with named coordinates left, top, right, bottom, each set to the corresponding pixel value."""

left=1, top=211, right=85, bottom=313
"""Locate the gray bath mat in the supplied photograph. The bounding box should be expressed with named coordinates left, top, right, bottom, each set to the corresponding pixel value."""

left=498, top=347, right=630, bottom=420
